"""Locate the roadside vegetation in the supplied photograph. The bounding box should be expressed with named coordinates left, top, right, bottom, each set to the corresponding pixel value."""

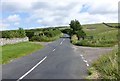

left=2, top=28, right=26, bottom=38
left=1, top=42, right=43, bottom=64
left=62, top=21, right=119, bottom=80
left=78, top=23, right=118, bottom=47
left=87, top=45, right=119, bottom=80
left=26, top=28, right=63, bottom=42
left=70, top=23, right=118, bottom=47
left=1, top=27, right=63, bottom=64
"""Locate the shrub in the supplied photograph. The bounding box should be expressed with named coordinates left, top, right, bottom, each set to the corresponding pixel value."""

left=26, top=31, right=34, bottom=39
left=2, top=28, right=26, bottom=38
left=71, top=35, right=78, bottom=44
left=30, top=36, right=41, bottom=41
left=92, top=47, right=119, bottom=79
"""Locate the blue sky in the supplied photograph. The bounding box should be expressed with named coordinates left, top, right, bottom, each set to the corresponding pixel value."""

left=1, top=0, right=119, bottom=30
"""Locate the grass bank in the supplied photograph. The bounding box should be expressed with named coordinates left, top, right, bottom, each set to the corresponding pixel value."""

left=1, top=42, right=43, bottom=64
left=87, top=45, right=119, bottom=80
left=72, top=23, right=118, bottom=47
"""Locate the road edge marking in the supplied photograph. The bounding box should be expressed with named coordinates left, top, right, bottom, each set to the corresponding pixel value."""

left=17, top=56, right=47, bottom=81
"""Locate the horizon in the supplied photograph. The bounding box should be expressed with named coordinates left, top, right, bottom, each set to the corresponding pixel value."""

left=1, top=0, right=119, bottom=31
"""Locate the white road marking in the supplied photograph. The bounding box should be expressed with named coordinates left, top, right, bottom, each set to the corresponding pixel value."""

left=80, top=54, right=83, bottom=57
left=53, top=49, right=56, bottom=51
left=86, top=63, right=89, bottom=66
left=60, top=39, right=65, bottom=45
left=17, top=56, right=47, bottom=81
left=80, top=55, right=89, bottom=67
left=83, top=60, right=87, bottom=63
left=81, top=56, right=84, bottom=59
left=60, top=42, right=63, bottom=45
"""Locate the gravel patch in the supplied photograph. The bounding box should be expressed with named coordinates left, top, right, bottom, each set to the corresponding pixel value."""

left=72, top=45, right=113, bottom=65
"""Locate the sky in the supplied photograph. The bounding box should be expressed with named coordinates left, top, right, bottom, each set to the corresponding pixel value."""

left=0, top=0, right=119, bottom=30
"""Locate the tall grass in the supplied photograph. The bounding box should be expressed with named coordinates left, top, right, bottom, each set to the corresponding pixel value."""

left=89, top=46, right=119, bottom=80
left=75, top=23, right=118, bottom=47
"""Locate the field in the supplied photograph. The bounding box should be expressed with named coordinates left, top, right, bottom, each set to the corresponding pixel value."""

left=1, top=42, right=43, bottom=64
left=83, top=23, right=119, bottom=80
left=75, top=23, right=118, bottom=47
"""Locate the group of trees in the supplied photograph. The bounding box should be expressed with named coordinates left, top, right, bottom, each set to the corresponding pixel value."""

left=2, top=28, right=26, bottom=38
left=26, top=28, right=62, bottom=42
left=69, top=19, right=86, bottom=40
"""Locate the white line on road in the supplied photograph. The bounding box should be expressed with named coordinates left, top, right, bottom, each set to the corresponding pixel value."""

left=60, top=42, right=63, bottom=45
left=86, top=63, right=89, bottom=66
left=17, top=56, right=47, bottom=81
left=81, top=56, right=84, bottom=59
left=83, top=60, right=87, bottom=63
left=60, top=39, right=65, bottom=45
left=80, top=54, right=83, bottom=57
left=80, top=55, right=89, bottom=67
left=53, top=49, right=56, bottom=51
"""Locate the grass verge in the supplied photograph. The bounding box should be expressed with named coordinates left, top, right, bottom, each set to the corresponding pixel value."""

left=1, top=42, right=43, bottom=64
left=71, top=23, right=118, bottom=47
left=87, top=45, right=119, bottom=80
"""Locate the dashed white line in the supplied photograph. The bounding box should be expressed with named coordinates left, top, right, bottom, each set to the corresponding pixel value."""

left=80, top=54, right=89, bottom=67
left=17, top=56, right=47, bottom=81
left=83, top=60, right=87, bottom=63
left=60, top=42, right=63, bottom=45
left=53, top=49, right=56, bottom=51
left=86, top=63, right=89, bottom=66
left=80, top=54, right=83, bottom=57
left=60, top=39, right=65, bottom=45
left=81, top=56, right=84, bottom=59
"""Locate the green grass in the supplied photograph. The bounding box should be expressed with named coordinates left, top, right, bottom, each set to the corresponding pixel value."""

left=1, top=42, right=43, bottom=64
left=87, top=46, right=119, bottom=80
left=75, top=23, right=118, bottom=47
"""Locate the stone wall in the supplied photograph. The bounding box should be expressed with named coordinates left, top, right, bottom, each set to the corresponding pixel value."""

left=0, top=37, right=29, bottom=46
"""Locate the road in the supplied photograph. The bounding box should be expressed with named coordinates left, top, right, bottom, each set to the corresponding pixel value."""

left=2, top=35, right=88, bottom=80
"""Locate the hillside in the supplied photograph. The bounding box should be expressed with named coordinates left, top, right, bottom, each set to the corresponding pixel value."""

left=74, top=23, right=118, bottom=47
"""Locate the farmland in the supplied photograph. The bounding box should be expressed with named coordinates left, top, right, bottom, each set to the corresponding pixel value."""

left=75, top=23, right=118, bottom=47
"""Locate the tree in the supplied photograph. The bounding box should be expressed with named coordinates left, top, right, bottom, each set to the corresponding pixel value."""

left=76, top=30, right=86, bottom=40
left=69, top=19, right=82, bottom=32
left=18, top=28, right=26, bottom=37
left=69, top=19, right=86, bottom=40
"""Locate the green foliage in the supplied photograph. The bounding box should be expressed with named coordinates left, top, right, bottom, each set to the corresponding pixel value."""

left=71, top=35, right=78, bottom=44
left=69, top=19, right=86, bottom=40
left=29, top=28, right=62, bottom=42
left=92, top=47, right=119, bottom=80
left=18, top=28, right=26, bottom=37
left=76, top=30, right=86, bottom=40
left=2, top=28, right=26, bottom=38
left=76, top=23, right=118, bottom=47
left=1, top=42, right=43, bottom=64
left=69, top=19, right=82, bottom=31
left=25, top=31, right=34, bottom=38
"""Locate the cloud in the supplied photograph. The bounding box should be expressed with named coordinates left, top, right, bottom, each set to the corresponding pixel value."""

left=6, top=14, right=21, bottom=22
left=0, top=21, right=10, bottom=30
left=14, top=22, right=19, bottom=26
left=1, top=0, right=119, bottom=30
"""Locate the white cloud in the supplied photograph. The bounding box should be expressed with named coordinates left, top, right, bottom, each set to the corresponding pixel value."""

left=1, top=0, right=119, bottom=29
left=0, top=22, right=10, bottom=31
left=6, top=14, right=21, bottom=22
left=14, top=22, right=19, bottom=26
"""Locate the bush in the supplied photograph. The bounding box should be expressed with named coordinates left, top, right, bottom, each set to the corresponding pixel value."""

left=71, top=35, right=78, bottom=44
left=2, top=28, right=26, bottom=38
left=92, top=47, right=119, bottom=79
left=30, top=29, right=62, bottom=42
left=26, top=31, right=34, bottom=39
left=30, top=36, right=41, bottom=41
